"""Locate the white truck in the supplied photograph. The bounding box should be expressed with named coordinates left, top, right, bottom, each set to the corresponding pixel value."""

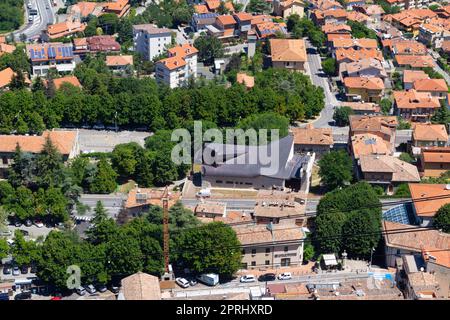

left=196, top=273, right=219, bottom=286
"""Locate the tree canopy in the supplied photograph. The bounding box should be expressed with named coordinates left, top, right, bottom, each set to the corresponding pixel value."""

left=318, top=150, right=353, bottom=190
left=434, top=204, right=450, bottom=233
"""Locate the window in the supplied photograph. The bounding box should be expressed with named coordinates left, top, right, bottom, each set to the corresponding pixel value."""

left=251, top=249, right=256, bottom=255
left=251, top=261, right=256, bottom=267
left=284, top=246, right=289, bottom=252
left=265, top=248, right=270, bottom=254
left=242, top=263, right=247, bottom=269
left=265, top=260, right=270, bottom=266
left=216, top=180, right=223, bottom=184
left=281, top=258, right=290, bottom=267
left=2, top=157, right=7, bottom=165
left=242, top=249, right=245, bottom=255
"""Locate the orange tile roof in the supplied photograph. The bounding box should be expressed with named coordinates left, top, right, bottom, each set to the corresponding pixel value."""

left=332, top=38, right=378, bottom=49
left=0, top=43, right=15, bottom=55
left=403, top=70, right=429, bottom=84
left=250, top=14, right=272, bottom=25
left=393, top=90, right=441, bottom=109
left=322, top=23, right=352, bottom=34
left=422, top=248, right=450, bottom=269
left=392, top=40, right=427, bottom=55
left=347, top=11, right=371, bottom=23
left=73, top=37, right=88, bottom=47
left=420, top=23, right=444, bottom=34
left=233, top=12, right=253, bottom=22
left=256, top=21, right=287, bottom=39
left=216, top=14, right=237, bottom=26
left=409, top=184, right=450, bottom=217
left=233, top=224, right=304, bottom=245
left=322, top=9, right=348, bottom=19
left=344, top=77, right=385, bottom=90
left=194, top=201, right=226, bottom=216
left=124, top=187, right=180, bottom=209
left=0, top=130, right=77, bottom=155
left=53, top=76, right=82, bottom=90
left=46, top=20, right=86, bottom=38
left=270, top=38, right=307, bottom=62
left=194, top=4, right=209, bottom=14
left=167, top=43, right=198, bottom=57
left=0, top=67, right=15, bottom=88
left=106, top=55, right=133, bottom=66
left=327, top=33, right=352, bottom=42
left=351, top=133, right=392, bottom=159
left=236, top=73, right=255, bottom=88
left=422, top=148, right=450, bottom=164
left=291, top=124, right=333, bottom=146
left=70, top=1, right=100, bottom=17
left=383, top=220, right=450, bottom=252
left=359, top=155, right=420, bottom=182
left=205, top=0, right=221, bottom=10
left=394, top=54, right=434, bottom=68
left=358, top=4, right=385, bottom=16
left=342, top=101, right=380, bottom=113
left=335, top=48, right=383, bottom=63
left=413, top=78, right=449, bottom=92
left=349, top=115, right=398, bottom=135
left=104, top=0, right=128, bottom=11
left=413, top=123, right=448, bottom=142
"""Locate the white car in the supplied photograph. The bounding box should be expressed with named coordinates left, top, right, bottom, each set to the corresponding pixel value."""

left=85, top=284, right=97, bottom=294
left=34, top=220, right=44, bottom=228
left=278, top=272, right=292, bottom=280
left=239, top=275, right=256, bottom=283
left=12, top=266, right=21, bottom=276
left=175, top=277, right=190, bottom=288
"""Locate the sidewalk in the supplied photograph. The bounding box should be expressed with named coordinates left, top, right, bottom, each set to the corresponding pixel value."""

left=237, top=262, right=315, bottom=277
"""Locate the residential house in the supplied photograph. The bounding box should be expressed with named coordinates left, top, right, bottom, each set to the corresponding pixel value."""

left=68, top=1, right=103, bottom=19
left=403, top=70, right=429, bottom=90
left=0, top=67, right=30, bottom=91
left=347, top=11, right=371, bottom=24
left=121, top=187, right=180, bottom=219
left=413, top=78, right=449, bottom=99
left=343, top=77, right=385, bottom=103
left=255, top=21, right=288, bottom=39
left=155, top=44, right=198, bottom=88
left=422, top=249, right=450, bottom=299
left=233, top=12, right=253, bottom=34
left=199, top=135, right=314, bottom=191
left=191, top=13, right=218, bottom=32
left=236, top=73, right=255, bottom=89
left=412, top=123, right=448, bottom=148
left=252, top=199, right=306, bottom=225
left=194, top=4, right=209, bottom=14
left=393, top=90, right=441, bottom=121
left=86, top=35, right=121, bottom=53
left=418, top=23, right=450, bottom=49
left=310, top=0, right=343, bottom=11
left=344, top=0, right=366, bottom=10
left=269, top=39, right=307, bottom=72
left=73, top=38, right=88, bottom=55
left=133, top=24, right=172, bottom=61
left=205, top=0, right=234, bottom=12
left=52, top=75, right=82, bottom=90
left=118, top=272, right=161, bottom=300
left=341, top=102, right=381, bottom=115
left=356, top=155, right=420, bottom=192
left=409, top=183, right=450, bottom=226
left=290, top=124, right=333, bottom=156
left=419, top=147, right=450, bottom=178
left=339, top=58, right=387, bottom=81
left=106, top=55, right=133, bottom=74
left=390, top=39, right=427, bottom=56
left=354, top=4, right=385, bottom=18
left=102, top=0, right=131, bottom=18
left=234, top=224, right=305, bottom=269
left=335, top=48, right=384, bottom=64
left=194, top=201, right=227, bottom=219
left=311, top=9, right=348, bottom=26
left=349, top=115, right=398, bottom=146
left=350, top=133, right=393, bottom=160
left=0, top=41, right=15, bottom=57
left=211, top=15, right=238, bottom=40
left=26, top=43, right=76, bottom=77
left=331, top=38, right=378, bottom=51
left=382, top=220, right=449, bottom=267
left=394, top=54, right=435, bottom=70
left=322, top=23, right=352, bottom=47
left=273, top=0, right=306, bottom=19
left=43, top=19, right=86, bottom=41
left=0, top=130, right=79, bottom=178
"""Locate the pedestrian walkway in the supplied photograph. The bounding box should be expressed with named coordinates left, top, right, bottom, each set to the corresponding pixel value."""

left=237, top=262, right=315, bottom=277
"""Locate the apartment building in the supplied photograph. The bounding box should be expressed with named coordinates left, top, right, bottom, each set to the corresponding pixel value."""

left=133, top=24, right=172, bottom=61
left=26, top=43, right=76, bottom=77
left=269, top=39, right=307, bottom=72
left=234, top=224, right=305, bottom=269
left=343, top=77, right=385, bottom=103
left=155, top=44, right=198, bottom=88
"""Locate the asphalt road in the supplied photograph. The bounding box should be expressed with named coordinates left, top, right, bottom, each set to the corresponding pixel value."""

left=304, top=39, right=340, bottom=129
left=75, top=194, right=127, bottom=220
left=12, top=0, right=55, bottom=41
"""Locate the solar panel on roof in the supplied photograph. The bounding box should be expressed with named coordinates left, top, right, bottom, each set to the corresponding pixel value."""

left=30, top=49, right=35, bottom=59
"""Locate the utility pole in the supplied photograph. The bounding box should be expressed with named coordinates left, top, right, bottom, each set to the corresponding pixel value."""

left=369, top=247, right=375, bottom=271
left=162, top=187, right=169, bottom=274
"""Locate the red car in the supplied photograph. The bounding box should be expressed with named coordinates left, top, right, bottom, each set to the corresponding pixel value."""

left=50, top=296, right=61, bottom=300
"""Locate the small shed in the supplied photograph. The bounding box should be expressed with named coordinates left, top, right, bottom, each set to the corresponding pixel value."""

left=322, top=254, right=338, bottom=269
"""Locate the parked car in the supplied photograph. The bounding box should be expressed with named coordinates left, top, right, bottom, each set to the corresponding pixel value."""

left=196, top=273, right=219, bottom=286
left=85, top=284, right=97, bottom=294
left=33, top=220, right=44, bottom=228
left=14, top=291, right=32, bottom=300
left=2, top=265, right=11, bottom=275
left=28, top=16, right=33, bottom=22
left=25, top=220, right=32, bottom=227
left=50, top=296, right=62, bottom=300
left=30, top=264, right=37, bottom=273
left=278, top=272, right=292, bottom=281
left=0, top=230, right=11, bottom=237
left=97, top=285, right=107, bottom=293
left=175, top=277, right=190, bottom=288
left=110, top=285, right=120, bottom=294
left=240, top=275, right=256, bottom=283
left=12, top=266, right=20, bottom=276
left=20, top=265, right=28, bottom=274
left=14, top=221, right=22, bottom=227
left=93, top=124, right=105, bottom=130
left=76, top=286, right=86, bottom=296
left=258, top=273, right=276, bottom=282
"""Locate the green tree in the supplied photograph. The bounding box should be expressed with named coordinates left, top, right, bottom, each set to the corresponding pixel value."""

left=106, top=231, right=143, bottom=276
left=237, top=112, right=289, bottom=144
left=318, top=150, right=353, bottom=190
left=348, top=20, right=378, bottom=39
left=399, top=152, right=414, bottom=164
left=246, top=0, right=271, bottom=13
left=92, top=201, right=108, bottom=225
left=380, top=98, right=392, bottom=115
left=434, top=203, right=450, bottom=233
left=174, top=222, right=242, bottom=278
left=431, top=105, right=450, bottom=125
left=35, top=137, right=64, bottom=188
left=0, top=238, right=8, bottom=260
left=111, top=142, right=143, bottom=181
left=11, top=229, right=40, bottom=267
left=193, top=34, right=224, bottom=65
left=322, top=58, right=337, bottom=76
left=89, top=158, right=118, bottom=194
left=333, top=106, right=354, bottom=126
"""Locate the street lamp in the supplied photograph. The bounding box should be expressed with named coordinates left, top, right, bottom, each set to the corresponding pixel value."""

left=341, top=250, right=347, bottom=270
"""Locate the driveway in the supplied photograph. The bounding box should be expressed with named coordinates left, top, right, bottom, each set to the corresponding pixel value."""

left=77, top=129, right=151, bottom=153
left=304, top=39, right=340, bottom=129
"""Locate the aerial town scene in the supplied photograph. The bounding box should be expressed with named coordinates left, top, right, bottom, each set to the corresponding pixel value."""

left=0, top=0, right=449, bottom=303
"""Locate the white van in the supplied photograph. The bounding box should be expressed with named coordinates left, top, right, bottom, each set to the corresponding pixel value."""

left=197, top=273, right=219, bottom=286
left=240, top=274, right=256, bottom=283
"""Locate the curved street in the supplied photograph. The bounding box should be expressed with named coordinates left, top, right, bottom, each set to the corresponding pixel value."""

left=12, top=0, right=55, bottom=41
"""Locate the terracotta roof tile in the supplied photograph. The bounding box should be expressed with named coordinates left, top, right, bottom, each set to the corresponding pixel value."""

left=394, top=54, right=434, bottom=68
left=351, top=133, right=392, bottom=159
left=291, top=124, right=333, bottom=146
left=359, top=155, right=420, bottom=182
left=233, top=224, right=304, bottom=245
left=403, top=70, right=429, bottom=84
left=422, top=148, right=450, bottom=164
left=53, top=75, right=82, bottom=90
left=270, top=39, right=307, bottom=62
left=343, top=76, right=385, bottom=90
left=120, top=272, right=161, bottom=300
left=413, top=123, right=448, bottom=142
left=409, top=183, right=450, bottom=217
left=413, top=78, right=448, bottom=92
left=0, top=67, right=15, bottom=88
left=393, top=90, right=440, bottom=109
left=106, top=55, right=133, bottom=66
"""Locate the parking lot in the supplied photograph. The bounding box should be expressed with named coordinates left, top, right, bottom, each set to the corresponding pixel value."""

left=77, top=129, right=152, bottom=153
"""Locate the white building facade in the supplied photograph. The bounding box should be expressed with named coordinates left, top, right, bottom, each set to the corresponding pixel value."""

left=133, top=24, right=172, bottom=61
